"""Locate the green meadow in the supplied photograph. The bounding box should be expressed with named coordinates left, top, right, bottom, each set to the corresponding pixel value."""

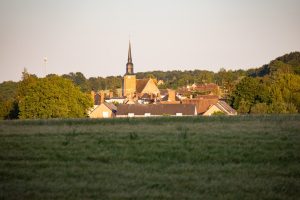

left=0, top=115, right=300, bottom=199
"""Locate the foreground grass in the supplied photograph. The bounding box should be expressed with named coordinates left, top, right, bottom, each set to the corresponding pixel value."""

left=0, top=115, right=300, bottom=199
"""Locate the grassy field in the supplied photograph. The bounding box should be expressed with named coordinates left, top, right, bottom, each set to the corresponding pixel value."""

left=0, top=115, right=300, bottom=200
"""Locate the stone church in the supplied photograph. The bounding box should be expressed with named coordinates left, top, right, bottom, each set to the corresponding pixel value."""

left=122, top=41, right=160, bottom=98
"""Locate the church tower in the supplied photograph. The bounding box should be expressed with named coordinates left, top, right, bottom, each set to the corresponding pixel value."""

left=126, top=41, right=134, bottom=74
left=122, top=41, right=136, bottom=97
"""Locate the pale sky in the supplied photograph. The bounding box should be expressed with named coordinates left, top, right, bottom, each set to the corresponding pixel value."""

left=0, top=0, right=299, bottom=82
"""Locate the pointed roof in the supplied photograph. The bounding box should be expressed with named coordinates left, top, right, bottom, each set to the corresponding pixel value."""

left=214, top=101, right=237, bottom=115
left=128, top=41, right=132, bottom=63
left=136, top=79, right=150, bottom=93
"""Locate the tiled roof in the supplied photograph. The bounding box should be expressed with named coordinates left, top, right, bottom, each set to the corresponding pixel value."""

left=117, top=104, right=196, bottom=116
left=194, top=83, right=218, bottom=91
left=195, top=95, right=219, bottom=99
left=136, top=79, right=149, bottom=93
left=182, top=97, right=219, bottom=114
left=178, top=83, right=219, bottom=94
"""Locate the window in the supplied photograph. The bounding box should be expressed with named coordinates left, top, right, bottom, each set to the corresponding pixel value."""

left=144, top=113, right=151, bottom=117
left=128, top=113, right=134, bottom=117
left=176, top=113, right=183, bottom=116
left=102, top=112, right=109, bottom=118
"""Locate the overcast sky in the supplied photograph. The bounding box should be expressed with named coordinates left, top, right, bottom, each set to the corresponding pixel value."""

left=0, top=0, right=299, bottom=82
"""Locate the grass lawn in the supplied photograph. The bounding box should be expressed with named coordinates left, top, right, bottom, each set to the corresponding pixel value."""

left=0, top=115, right=300, bottom=199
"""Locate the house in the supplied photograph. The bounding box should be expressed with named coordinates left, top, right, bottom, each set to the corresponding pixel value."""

left=116, top=104, right=197, bottom=117
left=203, top=101, right=237, bottom=116
left=91, top=90, right=106, bottom=105
left=193, top=83, right=220, bottom=94
left=157, top=80, right=164, bottom=85
left=178, top=83, right=220, bottom=97
left=88, top=103, right=117, bottom=118
left=182, top=95, right=219, bottom=114
left=138, top=93, right=155, bottom=104
left=160, top=89, right=181, bottom=104
left=159, top=89, right=169, bottom=98
left=136, top=78, right=160, bottom=97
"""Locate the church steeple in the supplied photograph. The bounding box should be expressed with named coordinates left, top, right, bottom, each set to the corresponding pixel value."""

left=126, top=41, right=134, bottom=74
left=128, top=41, right=132, bottom=63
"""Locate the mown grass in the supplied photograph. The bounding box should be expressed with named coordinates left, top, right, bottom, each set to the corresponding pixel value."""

left=0, top=115, right=300, bottom=199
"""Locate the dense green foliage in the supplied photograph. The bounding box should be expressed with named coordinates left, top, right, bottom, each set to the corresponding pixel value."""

left=0, top=81, right=18, bottom=119
left=59, top=70, right=244, bottom=92
left=0, top=115, right=299, bottom=199
left=61, top=72, right=122, bottom=93
left=18, top=75, right=93, bottom=119
left=0, top=70, right=93, bottom=119
left=8, top=53, right=298, bottom=96
left=230, top=71, right=300, bottom=114
left=248, top=52, right=300, bottom=77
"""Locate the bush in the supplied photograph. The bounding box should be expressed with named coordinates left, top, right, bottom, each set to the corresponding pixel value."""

left=250, top=103, right=269, bottom=114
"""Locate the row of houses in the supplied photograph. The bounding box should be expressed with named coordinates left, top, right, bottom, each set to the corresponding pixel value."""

left=88, top=90, right=237, bottom=118
left=88, top=41, right=237, bottom=118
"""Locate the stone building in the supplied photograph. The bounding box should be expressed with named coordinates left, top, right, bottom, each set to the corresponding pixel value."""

left=122, top=41, right=160, bottom=99
left=88, top=103, right=117, bottom=118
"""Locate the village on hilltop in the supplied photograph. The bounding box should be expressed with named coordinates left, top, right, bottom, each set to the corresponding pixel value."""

left=88, top=42, right=237, bottom=118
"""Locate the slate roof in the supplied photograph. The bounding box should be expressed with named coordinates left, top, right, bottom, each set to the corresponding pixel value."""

left=214, top=101, right=237, bottom=115
left=104, top=102, right=117, bottom=111
left=117, top=104, right=196, bottom=116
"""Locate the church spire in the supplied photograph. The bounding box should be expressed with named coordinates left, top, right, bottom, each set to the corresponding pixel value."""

left=126, top=40, right=134, bottom=74
left=128, top=40, right=132, bottom=63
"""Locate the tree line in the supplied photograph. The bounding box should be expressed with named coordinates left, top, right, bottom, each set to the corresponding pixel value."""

left=0, top=70, right=92, bottom=119
left=0, top=52, right=299, bottom=119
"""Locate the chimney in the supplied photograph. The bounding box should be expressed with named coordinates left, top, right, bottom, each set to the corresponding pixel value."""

left=168, top=89, right=176, bottom=102
left=91, top=91, right=95, bottom=104
left=109, top=91, right=113, bottom=98
left=100, top=90, right=105, bottom=104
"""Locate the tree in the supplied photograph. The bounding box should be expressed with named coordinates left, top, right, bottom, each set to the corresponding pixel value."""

left=250, top=103, right=269, bottom=114
left=0, top=81, right=18, bottom=119
left=19, top=76, right=93, bottom=119
left=62, top=72, right=89, bottom=92
left=230, top=77, right=259, bottom=109
left=271, top=74, right=300, bottom=112
left=237, top=99, right=251, bottom=114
